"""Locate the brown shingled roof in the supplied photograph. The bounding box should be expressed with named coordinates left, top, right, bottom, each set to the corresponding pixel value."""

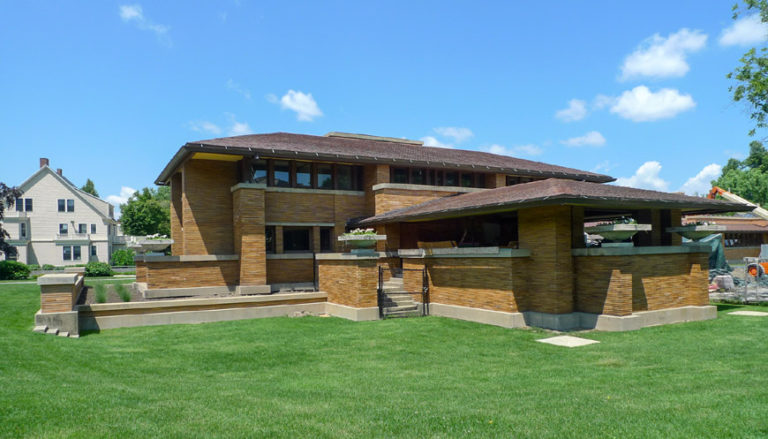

left=359, top=178, right=753, bottom=224
left=155, top=132, right=614, bottom=184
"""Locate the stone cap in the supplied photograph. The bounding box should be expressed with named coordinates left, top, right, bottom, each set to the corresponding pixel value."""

left=38, top=273, right=80, bottom=286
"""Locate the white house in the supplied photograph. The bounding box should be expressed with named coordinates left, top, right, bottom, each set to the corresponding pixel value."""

left=2, top=158, right=125, bottom=266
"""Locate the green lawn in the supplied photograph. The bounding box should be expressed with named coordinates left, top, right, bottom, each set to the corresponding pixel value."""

left=1, top=283, right=767, bottom=438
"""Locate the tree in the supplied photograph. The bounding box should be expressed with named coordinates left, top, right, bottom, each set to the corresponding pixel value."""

left=120, top=187, right=171, bottom=236
left=80, top=178, right=99, bottom=197
left=0, top=182, right=22, bottom=259
left=727, top=0, right=768, bottom=136
left=713, top=140, right=768, bottom=205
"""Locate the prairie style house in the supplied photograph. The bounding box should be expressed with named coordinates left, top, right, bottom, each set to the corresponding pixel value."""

left=137, top=132, right=749, bottom=331
left=2, top=159, right=122, bottom=266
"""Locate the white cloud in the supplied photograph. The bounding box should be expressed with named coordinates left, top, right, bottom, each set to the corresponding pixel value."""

left=555, top=99, right=588, bottom=122
left=614, top=161, right=669, bottom=191
left=106, top=186, right=137, bottom=207
left=560, top=131, right=606, bottom=147
left=119, top=4, right=171, bottom=46
left=228, top=119, right=252, bottom=136
left=226, top=79, right=251, bottom=100
left=720, top=14, right=768, bottom=46
left=592, top=160, right=618, bottom=174
left=679, top=163, right=722, bottom=196
left=620, top=28, right=707, bottom=80
left=433, top=127, right=473, bottom=143
left=593, top=94, right=615, bottom=110
left=189, top=121, right=222, bottom=135
left=610, top=86, right=695, bottom=122
left=487, top=144, right=543, bottom=157
left=272, top=90, right=323, bottom=121
left=421, top=136, right=453, bottom=148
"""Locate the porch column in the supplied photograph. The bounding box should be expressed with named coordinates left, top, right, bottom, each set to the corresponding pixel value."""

left=518, top=205, right=574, bottom=314
left=634, top=209, right=662, bottom=246
left=232, top=186, right=267, bottom=289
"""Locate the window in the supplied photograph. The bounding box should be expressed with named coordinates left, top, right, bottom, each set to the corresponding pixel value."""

left=461, top=173, right=473, bottom=187
left=91, top=224, right=96, bottom=234
left=320, top=227, right=333, bottom=252
left=19, top=223, right=26, bottom=238
left=295, top=162, right=312, bottom=188
left=58, top=199, right=65, bottom=212
left=411, top=168, right=427, bottom=185
left=67, top=199, right=74, bottom=212
left=317, top=164, right=333, bottom=189
left=283, top=227, right=311, bottom=252
left=272, top=161, right=291, bottom=187
left=91, top=245, right=97, bottom=256
left=336, top=165, right=353, bottom=190
left=265, top=226, right=276, bottom=254
left=63, top=246, right=72, bottom=261
left=251, top=159, right=268, bottom=184
left=392, top=167, right=408, bottom=184
left=73, top=246, right=81, bottom=260
left=24, top=198, right=32, bottom=211
left=15, top=198, right=22, bottom=212
left=78, top=223, right=87, bottom=234
left=444, top=171, right=458, bottom=186
left=59, top=223, right=68, bottom=235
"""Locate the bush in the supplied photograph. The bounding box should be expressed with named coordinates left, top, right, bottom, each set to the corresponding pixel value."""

left=110, top=249, right=136, bottom=266
left=27, top=264, right=40, bottom=270
left=42, top=264, right=55, bottom=271
left=0, top=261, right=30, bottom=280
left=85, top=262, right=113, bottom=277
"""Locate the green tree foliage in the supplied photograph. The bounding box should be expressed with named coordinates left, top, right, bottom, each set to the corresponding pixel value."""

left=728, top=0, right=768, bottom=136
left=80, top=179, right=99, bottom=197
left=120, top=187, right=171, bottom=236
left=110, top=249, right=135, bottom=266
left=0, top=182, right=22, bottom=259
left=713, top=141, right=768, bottom=205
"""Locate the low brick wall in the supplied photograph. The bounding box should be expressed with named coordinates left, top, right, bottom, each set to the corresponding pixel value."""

left=574, top=250, right=709, bottom=316
left=724, top=246, right=760, bottom=261
left=39, top=274, right=84, bottom=313
left=139, top=257, right=240, bottom=289
left=317, top=257, right=378, bottom=308
left=266, top=258, right=314, bottom=284
left=404, top=256, right=528, bottom=313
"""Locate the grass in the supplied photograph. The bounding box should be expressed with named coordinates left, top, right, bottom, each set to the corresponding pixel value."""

left=114, top=283, right=130, bottom=302
left=1, top=282, right=767, bottom=438
left=93, top=283, right=107, bottom=303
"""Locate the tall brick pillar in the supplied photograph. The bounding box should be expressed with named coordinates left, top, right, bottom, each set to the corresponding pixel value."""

left=232, top=187, right=268, bottom=293
left=518, top=206, right=574, bottom=314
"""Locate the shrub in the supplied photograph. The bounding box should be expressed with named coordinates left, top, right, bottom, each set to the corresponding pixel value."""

left=0, top=261, right=30, bottom=280
left=94, top=284, right=107, bottom=303
left=114, top=283, right=131, bottom=302
left=110, top=249, right=136, bottom=266
left=27, top=264, right=40, bottom=270
left=42, top=264, right=55, bottom=271
left=85, top=262, right=113, bottom=277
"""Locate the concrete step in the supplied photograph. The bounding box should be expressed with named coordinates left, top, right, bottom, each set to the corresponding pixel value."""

left=383, top=292, right=414, bottom=299
left=383, top=309, right=423, bottom=318
left=33, top=325, right=47, bottom=334
left=45, top=327, right=59, bottom=335
left=383, top=304, right=418, bottom=312
left=58, top=331, right=70, bottom=338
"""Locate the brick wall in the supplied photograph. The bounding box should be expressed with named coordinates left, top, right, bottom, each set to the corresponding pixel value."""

left=267, top=258, right=314, bottom=284
left=518, top=206, right=573, bottom=314
left=404, top=257, right=527, bottom=313
left=135, top=260, right=147, bottom=283
left=724, top=246, right=760, bottom=261
left=181, top=160, right=238, bottom=255
left=144, top=260, right=239, bottom=289
left=574, top=252, right=709, bottom=316
left=318, top=259, right=377, bottom=308
left=374, top=188, right=460, bottom=216
left=170, top=173, right=183, bottom=255
left=233, top=188, right=267, bottom=285
left=40, top=278, right=83, bottom=313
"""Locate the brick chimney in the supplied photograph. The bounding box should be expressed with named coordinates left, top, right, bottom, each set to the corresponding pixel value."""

left=57, top=168, right=63, bottom=176
left=39, top=158, right=49, bottom=168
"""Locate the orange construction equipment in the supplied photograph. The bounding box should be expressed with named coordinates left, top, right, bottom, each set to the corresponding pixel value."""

left=708, top=187, right=768, bottom=220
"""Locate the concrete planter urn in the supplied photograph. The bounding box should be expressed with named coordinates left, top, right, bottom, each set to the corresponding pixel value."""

left=584, top=223, right=651, bottom=244
left=667, top=225, right=726, bottom=241
left=338, top=229, right=386, bottom=254
left=128, top=238, right=174, bottom=254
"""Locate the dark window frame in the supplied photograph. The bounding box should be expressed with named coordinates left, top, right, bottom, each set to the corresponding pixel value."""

left=59, top=223, right=68, bottom=235
left=283, top=226, right=312, bottom=252
left=91, top=245, right=97, bottom=256
left=20, top=223, right=26, bottom=238
left=66, top=199, right=74, bottom=212
left=73, top=246, right=81, bottom=261
left=58, top=199, right=65, bottom=212
left=63, top=246, right=72, bottom=261
left=91, top=224, right=96, bottom=234
left=265, top=226, right=276, bottom=254
left=78, top=223, right=87, bottom=234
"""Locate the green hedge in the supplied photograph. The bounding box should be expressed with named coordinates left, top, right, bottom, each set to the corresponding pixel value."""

left=110, top=249, right=135, bottom=266
left=0, top=261, right=30, bottom=280
left=84, top=262, right=113, bottom=277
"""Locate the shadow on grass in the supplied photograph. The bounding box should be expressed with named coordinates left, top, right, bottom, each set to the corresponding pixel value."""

left=713, top=303, right=744, bottom=312
left=78, top=329, right=101, bottom=337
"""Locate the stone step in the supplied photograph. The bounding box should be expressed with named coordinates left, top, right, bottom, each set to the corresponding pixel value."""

left=46, top=327, right=59, bottom=335
left=58, top=331, right=70, bottom=338
left=33, top=325, right=47, bottom=334
left=383, top=304, right=418, bottom=312
left=383, top=309, right=423, bottom=318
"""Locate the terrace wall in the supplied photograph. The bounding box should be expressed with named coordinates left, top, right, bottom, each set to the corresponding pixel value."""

left=136, top=256, right=240, bottom=289
left=316, top=256, right=378, bottom=308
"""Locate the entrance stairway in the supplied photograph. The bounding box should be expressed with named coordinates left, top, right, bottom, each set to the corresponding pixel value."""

left=380, top=275, right=422, bottom=318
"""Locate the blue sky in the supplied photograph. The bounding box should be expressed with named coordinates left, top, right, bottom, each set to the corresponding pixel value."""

left=1, top=1, right=765, bottom=215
